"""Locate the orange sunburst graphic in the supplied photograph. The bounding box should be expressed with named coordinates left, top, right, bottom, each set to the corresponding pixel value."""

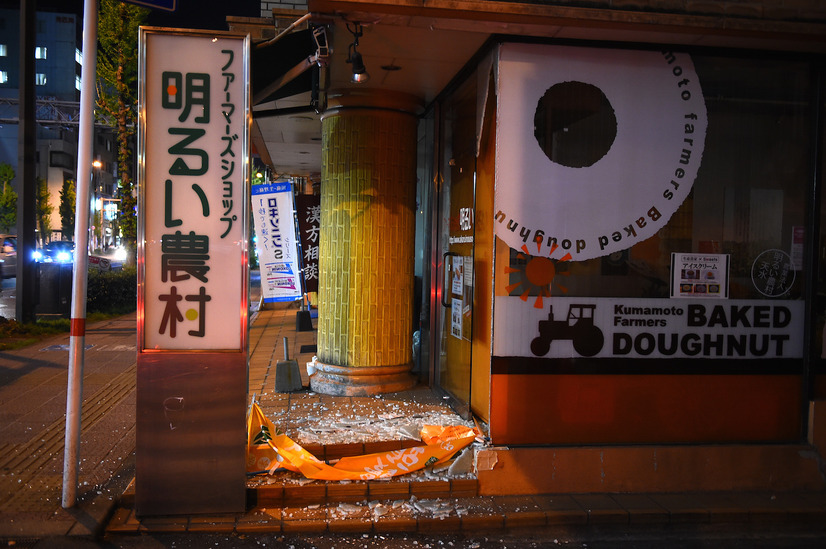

left=504, top=243, right=571, bottom=308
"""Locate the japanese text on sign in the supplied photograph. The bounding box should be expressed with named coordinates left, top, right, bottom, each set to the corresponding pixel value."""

left=252, top=183, right=302, bottom=302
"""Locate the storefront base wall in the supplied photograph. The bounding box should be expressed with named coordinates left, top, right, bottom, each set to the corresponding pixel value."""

left=490, top=373, right=801, bottom=444
left=475, top=443, right=826, bottom=495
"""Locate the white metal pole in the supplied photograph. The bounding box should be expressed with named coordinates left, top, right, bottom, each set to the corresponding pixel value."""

left=62, top=0, right=96, bottom=509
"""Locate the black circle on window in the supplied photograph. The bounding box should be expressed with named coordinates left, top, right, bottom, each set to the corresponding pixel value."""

left=533, top=81, right=618, bottom=168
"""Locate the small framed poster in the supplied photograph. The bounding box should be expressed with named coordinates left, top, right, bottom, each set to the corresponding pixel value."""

left=670, top=253, right=729, bottom=298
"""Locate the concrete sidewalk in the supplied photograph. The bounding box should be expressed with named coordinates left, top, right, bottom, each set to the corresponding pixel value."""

left=0, top=314, right=138, bottom=541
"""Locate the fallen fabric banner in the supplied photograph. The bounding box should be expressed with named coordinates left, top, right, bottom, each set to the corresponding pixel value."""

left=246, top=402, right=478, bottom=480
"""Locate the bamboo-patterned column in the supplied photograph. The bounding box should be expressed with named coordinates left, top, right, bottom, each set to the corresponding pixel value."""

left=312, top=89, right=422, bottom=396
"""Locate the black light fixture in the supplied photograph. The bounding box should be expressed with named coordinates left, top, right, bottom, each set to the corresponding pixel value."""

left=346, top=23, right=369, bottom=84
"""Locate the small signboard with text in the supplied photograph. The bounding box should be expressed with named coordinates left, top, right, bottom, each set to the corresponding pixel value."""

left=295, top=194, right=320, bottom=295
left=670, top=253, right=730, bottom=298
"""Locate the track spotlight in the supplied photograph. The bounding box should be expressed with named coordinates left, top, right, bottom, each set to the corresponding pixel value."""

left=346, top=23, right=369, bottom=84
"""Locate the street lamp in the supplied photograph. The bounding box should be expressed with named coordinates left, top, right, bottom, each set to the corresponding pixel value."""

left=101, top=197, right=121, bottom=251
left=91, top=159, right=102, bottom=252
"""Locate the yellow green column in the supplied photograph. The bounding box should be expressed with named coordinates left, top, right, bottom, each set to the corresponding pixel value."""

left=312, top=89, right=422, bottom=396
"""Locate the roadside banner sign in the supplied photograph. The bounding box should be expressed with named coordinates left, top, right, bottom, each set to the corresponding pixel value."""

left=252, top=182, right=303, bottom=302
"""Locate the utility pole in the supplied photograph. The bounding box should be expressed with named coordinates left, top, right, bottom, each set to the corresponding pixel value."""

left=62, top=0, right=96, bottom=509
left=16, top=0, right=37, bottom=323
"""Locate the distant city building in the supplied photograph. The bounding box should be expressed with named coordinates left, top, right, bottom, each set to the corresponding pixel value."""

left=0, top=7, right=117, bottom=243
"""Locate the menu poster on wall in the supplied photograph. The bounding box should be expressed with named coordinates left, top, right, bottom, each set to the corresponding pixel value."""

left=791, top=226, right=804, bottom=271
left=452, top=255, right=464, bottom=296
left=252, top=183, right=302, bottom=302
left=670, top=253, right=729, bottom=298
left=451, top=297, right=463, bottom=339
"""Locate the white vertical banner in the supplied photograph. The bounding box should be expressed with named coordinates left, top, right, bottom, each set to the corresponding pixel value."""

left=252, top=182, right=303, bottom=302
left=139, top=29, right=249, bottom=351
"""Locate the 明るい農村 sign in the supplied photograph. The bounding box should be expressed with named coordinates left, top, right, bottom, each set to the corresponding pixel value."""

left=136, top=27, right=250, bottom=517
left=139, top=29, right=250, bottom=351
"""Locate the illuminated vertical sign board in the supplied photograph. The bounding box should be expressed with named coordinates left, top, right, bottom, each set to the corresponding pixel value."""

left=136, top=27, right=249, bottom=516
left=252, top=183, right=303, bottom=303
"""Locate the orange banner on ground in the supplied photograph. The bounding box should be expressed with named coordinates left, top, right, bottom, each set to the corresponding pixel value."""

left=246, top=402, right=478, bottom=480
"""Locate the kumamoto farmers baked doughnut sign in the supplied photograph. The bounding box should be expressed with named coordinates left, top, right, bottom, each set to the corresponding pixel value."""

left=494, top=44, right=708, bottom=261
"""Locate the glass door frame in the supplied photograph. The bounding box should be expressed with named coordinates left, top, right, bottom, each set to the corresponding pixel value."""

left=427, top=84, right=478, bottom=420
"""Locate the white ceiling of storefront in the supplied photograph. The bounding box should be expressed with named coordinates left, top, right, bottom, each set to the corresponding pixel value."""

left=251, top=16, right=490, bottom=180
left=250, top=5, right=826, bottom=181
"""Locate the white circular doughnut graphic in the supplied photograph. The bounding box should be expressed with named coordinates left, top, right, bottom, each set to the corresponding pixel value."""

left=494, top=44, right=707, bottom=261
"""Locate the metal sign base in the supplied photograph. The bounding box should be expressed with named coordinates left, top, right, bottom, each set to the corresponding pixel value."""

left=135, top=352, right=247, bottom=516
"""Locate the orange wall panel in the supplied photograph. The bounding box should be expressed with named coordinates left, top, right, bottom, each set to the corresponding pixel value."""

left=490, top=373, right=802, bottom=444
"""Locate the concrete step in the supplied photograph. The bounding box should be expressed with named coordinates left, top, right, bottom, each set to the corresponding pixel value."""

left=250, top=476, right=479, bottom=508
left=106, top=487, right=826, bottom=536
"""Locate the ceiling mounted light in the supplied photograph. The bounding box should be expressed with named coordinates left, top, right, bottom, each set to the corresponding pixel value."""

left=346, top=23, right=369, bottom=84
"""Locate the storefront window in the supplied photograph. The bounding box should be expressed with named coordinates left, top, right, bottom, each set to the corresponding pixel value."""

left=513, top=54, right=813, bottom=302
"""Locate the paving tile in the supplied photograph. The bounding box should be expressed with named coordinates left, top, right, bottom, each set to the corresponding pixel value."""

left=763, top=492, right=826, bottom=521
left=368, top=480, right=411, bottom=500
left=450, top=478, right=478, bottom=498
left=460, top=513, right=505, bottom=531
left=572, top=494, right=629, bottom=525
left=139, top=516, right=189, bottom=533
left=327, top=481, right=369, bottom=502
left=281, top=505, right=328, bottom=521
left=648, top=493, right=711, bottom=523
left=455, top=496, right=505, bottom=531
left=724, top=491, right=789, bottom=522
left=326, top=442, right=365, bottom=460
left=609, top=493, right=669, bottom=524
left=688, top=493, right=749, bottom=524
left=283, top=482, right=326, bottom=506
left=186, top=515, right=235, bottom=533
left=302, top=443, right=324, bottom=459
left=373, top=513, right=418, bottom=532
left=105, top=507, right=140, bottom=534
left=417, top=514, right=462, bottom=532
left=253, top=484, right=284, bottom=506
left=532, top=494, right=588, bottom=525
left=364, top=440, right=404, bottom=454
left=328, top=516, right=374, bottom=533
left=492, top=495, right=547, bottom=528
left=280, top=504, right=329, bottom=533
left=796, top=492, right=826, bottom=509
left=235, top=521, right=282, bottom=534
left=281, top=519, right=327, bottom=533
left=494, top=495, right=546, bottom=528
left=410, top=479, right=451, bottom=499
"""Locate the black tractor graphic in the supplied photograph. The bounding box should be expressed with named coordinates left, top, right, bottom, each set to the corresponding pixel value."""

left=531, top=304, right=605, bottom=357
